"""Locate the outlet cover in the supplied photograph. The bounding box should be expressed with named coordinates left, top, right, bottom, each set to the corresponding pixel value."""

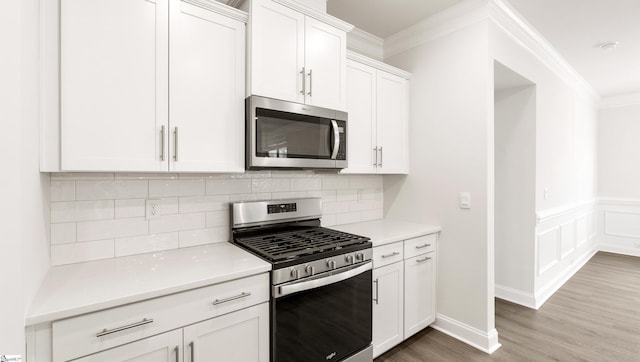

left=146, top=199, right=161, bottom=220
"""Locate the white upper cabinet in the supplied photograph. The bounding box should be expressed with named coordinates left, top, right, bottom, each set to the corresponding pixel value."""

left=60, top=0, right=169, bottom=172
left=169, top=0, right=245, bottom=172
left=343, top=52, right=410, bottom=174
left=245, top=0, right=351, bottom=111
left=43, top=0, right=247, bottom=172
left=344, top=60, right=377, bottom=174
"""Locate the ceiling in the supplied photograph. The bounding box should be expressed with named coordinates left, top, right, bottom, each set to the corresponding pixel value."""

left=326, top=0, right=640, bottom=98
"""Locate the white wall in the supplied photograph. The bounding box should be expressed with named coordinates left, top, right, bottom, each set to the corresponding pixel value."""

left=0, top=0, right=50, bottom=354
left=597, top=103, right=640, bottom=256
left=494, top=84, right=536, bottom=298
left=383, top=19, right=498, bottom=350
left=598, top=104, right=640, bottom=198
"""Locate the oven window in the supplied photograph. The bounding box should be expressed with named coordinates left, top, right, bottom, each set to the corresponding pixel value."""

left=273, top=269, right=372, bottom=361
left=256, top=108, right=332, bottom=159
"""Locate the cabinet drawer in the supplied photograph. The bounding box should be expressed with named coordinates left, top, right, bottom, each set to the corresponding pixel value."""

left=52, top=273, right=269, bottom=362
left=372, top=242, right=403, bottom=268
left=403, top=234, right=436, bottom=259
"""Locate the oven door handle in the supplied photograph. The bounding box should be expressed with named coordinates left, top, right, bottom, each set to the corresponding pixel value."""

left=276, top=261, right=372, bottom=298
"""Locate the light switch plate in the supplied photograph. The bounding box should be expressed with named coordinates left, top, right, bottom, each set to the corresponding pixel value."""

left=459, top=192, right=471, bottom=209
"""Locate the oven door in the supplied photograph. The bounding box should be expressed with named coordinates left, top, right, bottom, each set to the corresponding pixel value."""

left=272, top=262, right=372, bottom=362
left=247, top=96, right=347, bottom=170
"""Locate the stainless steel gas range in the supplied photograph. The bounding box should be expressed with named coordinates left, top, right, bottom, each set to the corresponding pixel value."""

left=231, top=198, right=373, bottom=362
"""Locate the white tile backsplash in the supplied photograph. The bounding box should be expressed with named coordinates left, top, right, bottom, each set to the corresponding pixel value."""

left=76, top=180, right=148, bottom=200
left=49, top=172, right=383, bottom=265
left=51, top=181, right=75, bottom=201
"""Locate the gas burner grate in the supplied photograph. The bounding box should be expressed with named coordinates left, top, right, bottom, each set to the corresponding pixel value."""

left=234, top=227, right=370, bottom=262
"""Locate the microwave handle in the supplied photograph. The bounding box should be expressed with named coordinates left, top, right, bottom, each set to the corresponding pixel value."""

left=330, top=120, right=340, bottom=160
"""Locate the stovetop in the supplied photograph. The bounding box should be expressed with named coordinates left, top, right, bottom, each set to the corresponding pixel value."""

left=233, top=225, right=370, bottom=267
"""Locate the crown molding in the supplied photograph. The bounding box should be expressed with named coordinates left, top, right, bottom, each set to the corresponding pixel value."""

left=383, top=0, right=489, bottom=60
left=488, top=0, right=600, bottom=102
left=347, top=50, right=412, bottom=79
left=382, top=0, right=600, bottom=103
left=185, top=0, right=248, bottom=22
left=273, top=0, right=354, bottom=32
left=347, top=27, right=384, bottom=61
left=599, top=92, right=640, bottom=109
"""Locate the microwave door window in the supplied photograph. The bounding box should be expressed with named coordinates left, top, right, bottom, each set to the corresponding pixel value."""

left=256, top=115, right=332, bottom=159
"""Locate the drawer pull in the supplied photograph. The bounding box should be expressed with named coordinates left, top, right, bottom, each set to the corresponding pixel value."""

left=381, top=252, right=400, bottom=259
left=415, top=243, right=432, bottom=249
left=417, top=256, right=432, bottom=263
left=212, top=292, right=251, bottom=305
left=96, top=318, right=154, bottom=337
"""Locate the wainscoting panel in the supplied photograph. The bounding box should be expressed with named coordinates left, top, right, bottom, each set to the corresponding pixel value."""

left=598, top=199, right=640, bottom=257
left=532, top=200, right=598, bottom=308
left=560, top=221, right=576, bottom=260
left=604, top=211, right=640, bottom=239
left=537, top=228, right=560, bottom=276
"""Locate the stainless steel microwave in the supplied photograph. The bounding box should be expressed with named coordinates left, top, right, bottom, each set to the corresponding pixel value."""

left=246, top=96, right=347, bottom=170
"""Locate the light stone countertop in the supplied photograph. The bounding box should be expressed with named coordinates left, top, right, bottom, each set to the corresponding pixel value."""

left=26, top=242, right=270, bottom=325
left=332, top=219, right=441, bottom=247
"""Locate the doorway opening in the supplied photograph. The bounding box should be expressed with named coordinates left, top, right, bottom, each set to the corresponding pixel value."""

left=493, top=61, right=536, bottom=308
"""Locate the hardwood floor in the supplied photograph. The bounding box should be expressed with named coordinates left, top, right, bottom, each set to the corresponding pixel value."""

left=375, top=252, right=640, bottom=361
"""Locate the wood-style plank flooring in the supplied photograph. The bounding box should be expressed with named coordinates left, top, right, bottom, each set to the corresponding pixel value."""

left=375, top=252, right=640, bottom=361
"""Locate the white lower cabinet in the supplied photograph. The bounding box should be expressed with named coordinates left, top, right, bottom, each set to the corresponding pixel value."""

left=404, top=252, right=436, bottom=338
left=43, top=273, right=269, bottom=362
left=371, top=233, right=438, bottom=358
left=183, top=303, right=269, bottom=362
left=372, top=261, right=404, bottom=358
left=74, top=329, right=183, bottom=362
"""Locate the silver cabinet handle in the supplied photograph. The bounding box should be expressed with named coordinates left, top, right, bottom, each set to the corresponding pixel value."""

left=417, top=256, right=432, bottom=263
left=174, top=346, right=179, bottom=362
left=373, top=147, right=378, bottom=166
left=173, top=127, right=179, bottom=161
left=160, top=125, right=165, bottom=161
left=307, top=69, right=313, bottom=96
left=189, top=341, right=195, bottom=362
left=415, top=243, right=432, bottom=249
left=379, top=146, right=383, bottom=167
left=96, top=318, right=154, bottom=337
left=373, top=278, right=379, bottom=305
left=381, top=251, right=400, bottom=259
left=212, top=292, right=251, bottom=305
left=300, top=67, right=305, bottom=95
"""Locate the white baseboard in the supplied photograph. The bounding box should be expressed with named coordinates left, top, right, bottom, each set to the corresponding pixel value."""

left=495, top=284, right=536, bottom=309
left=598, top=244, right=640, bottom=257
left=432, top=314, right=502, bottom=354
left=533, top=246, right=597, bottom=308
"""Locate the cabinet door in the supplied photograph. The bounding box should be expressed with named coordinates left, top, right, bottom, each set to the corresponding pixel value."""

left=372, top=262, right=404, bottom=358
left=376, top=71, right=408, bottom=174
left=404, top=253, right=436, bottom=339
left=342, top=60, right=376, bottom=174
left=183, top=303, right=269, bottom=362
left=169, top=0, right=245, bottom=172
left=304, top=17, right=347, bottom=111
left=249, top=0, right=305, bottom=104
left=60, top=0, right=168, bottom=171
left=74, top=329, right=182, bottom=362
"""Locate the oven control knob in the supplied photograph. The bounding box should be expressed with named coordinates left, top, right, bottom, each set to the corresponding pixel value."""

left=355, top=252, right=365, bottom=261
left=326, top=260, right=336, bottom=270
left=291, top=268, right=301, bottom=279
left=345, top=255, right=355, bottom=264
left=305, top=265, right=316, bottom=276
